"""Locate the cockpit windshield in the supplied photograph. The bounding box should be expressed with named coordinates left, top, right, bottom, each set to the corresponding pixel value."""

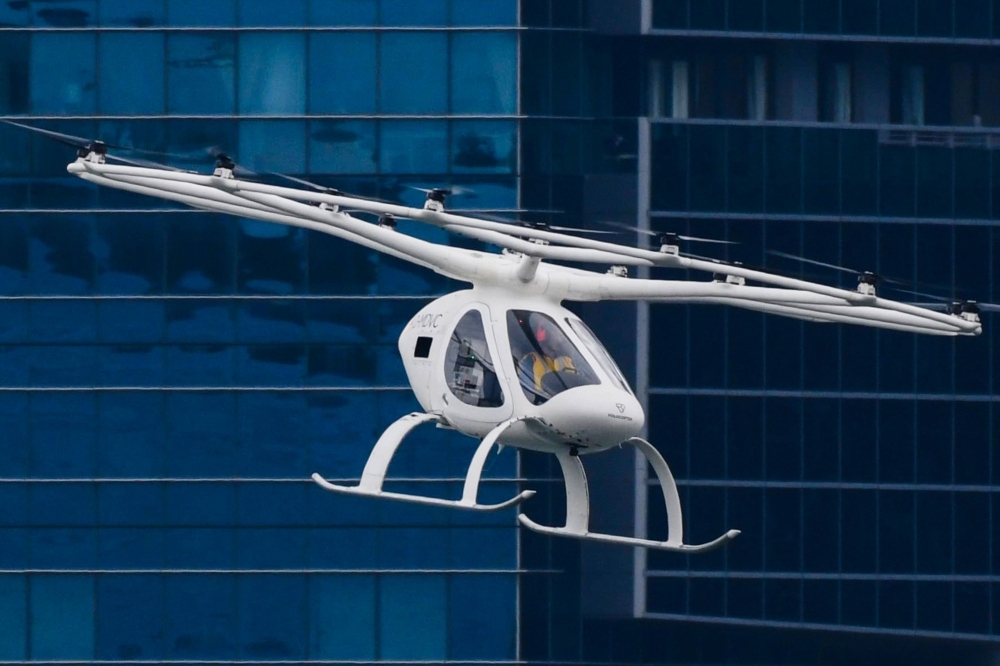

left=507, top=310, right=600, bottom=405
left=564, top=318, right=633, bottom=394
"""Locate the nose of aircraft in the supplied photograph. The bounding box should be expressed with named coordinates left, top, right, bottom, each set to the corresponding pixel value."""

left=535, top=385, right=645, bottom=450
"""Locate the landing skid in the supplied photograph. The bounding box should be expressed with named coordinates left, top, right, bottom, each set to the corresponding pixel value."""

left=517, top=437, right=739, bottom=553
left=312, top=412, right=535, bottom=512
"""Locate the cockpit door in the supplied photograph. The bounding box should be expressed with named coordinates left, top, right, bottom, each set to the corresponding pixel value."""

left=438, top=303, right=513, bottom=428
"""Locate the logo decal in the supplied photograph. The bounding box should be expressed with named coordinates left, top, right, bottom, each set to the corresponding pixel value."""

left=615, top=403, right=625, bottom=413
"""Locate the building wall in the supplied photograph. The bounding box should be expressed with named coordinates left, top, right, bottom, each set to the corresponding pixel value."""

left=0, top=1, right=522, bottom=662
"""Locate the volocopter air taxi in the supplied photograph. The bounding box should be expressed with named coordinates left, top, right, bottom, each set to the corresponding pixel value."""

left=15, top=122, right=987, bottom=554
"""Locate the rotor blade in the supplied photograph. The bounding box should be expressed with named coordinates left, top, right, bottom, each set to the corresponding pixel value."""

left=888, top=286, right=953, bottom=302
left=604, top=221, right=737, bottom=244
left=767, top=250, right=860, bottom=275
left=2, top=119, right=92, bottom=149
left=676, top=235, right=739, bottom=245
left=602, top=221, right=658, bottom=237
left=546, top=225, right=617, bottom=235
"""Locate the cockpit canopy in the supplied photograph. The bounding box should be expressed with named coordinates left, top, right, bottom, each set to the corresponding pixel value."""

left=507, top=310, right=632, bottom=405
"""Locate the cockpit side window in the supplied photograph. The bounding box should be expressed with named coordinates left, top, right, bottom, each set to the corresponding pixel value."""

left=507, top=310, right=600, bottom=405
left=444, top=310, right=505, bottom=408
left=565, top=318, right=633, bottom=394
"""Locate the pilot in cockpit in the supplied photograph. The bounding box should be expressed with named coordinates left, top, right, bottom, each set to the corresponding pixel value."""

left=517, top=316, right=591, bottom=395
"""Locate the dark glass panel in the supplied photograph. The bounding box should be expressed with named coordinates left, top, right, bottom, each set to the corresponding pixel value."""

left=452, top=0, right=516, bottom=25
left=916, top=491, right=952, bottom=573
left=166, top=214, right=236, bottom=294
left=309, top=120, right=377, bottom=174
left=30, top=33, right=96, bottom=114
left=30, top=300, right=96, bottom=343
left=163, top=527, right=234, bottom=567
left=239, top=0, right=306, bottom=25
left=167, top=0, right=236, bottom=25
left=878, top=580, right=915, bottom=629
left=97, top=528, right=164, bottom=568
left=994, top=150, right=1000, bottom=218
left=765, top=317, right=802, bottom=388
left=237, top=224, right=306, bottom=295
left=451, top=32, right=516, bottom=115
left=691, top=0, right=725, bottom=30
left=380, top=33, right=447, bottom=114
left=237, top=575, right=307, bottom=660
left=954, top=0, right=990, bottom=37
left=29, top=215, right=95, bottom=295
left=803, top=399, right=838, bottom=481
left=551, top=0, right=583, bottom=26
left=917, top=0, right=953, bottom=36
left=688, top=577, right=725, bottom=616
left=380, top=575, right=446, bottom=660
left=878, top=400, right=915, bottom=485
left=649, top=306, right=688, bottom=386
left=308, top=32, right=376, bottom=113
left=916, top=582, right=952, bottom=631
left=765, top=127, right=802, bottom=213
left=840, top=130, right=878, bottom=215
left=802, top=488, right=838, bottom=571
left=728, top=397, right=764, bottom=481
left=238, top=33, right=305, bottom=115
left=688, top=395, right=724, bottom=478
left=98, top=392, right=165, bottom=477
left=30, top=527, right=96, bottom=567
left=520, top=32, right=550, bottom=115
left=724, top=487, right=763, bottom=571
left=764, top=487, right=802, bottom=570
left=916, top=400, right=952, bottom=484
left=309, top=0, right=377, bottom=25
left=954, top=492, right=989, bottom=573
left=165, top=483, right=237, bottom=528
left=840, top=490, right=878, bottom=573
left=841, top=0, right=878, bottom=33
left=916, top=146, right=953, bottom=217
left=650, top=124, right=688, bottom=210
left=97, top=33, right=164, bottom=114
left=449, top=575, right=515, bottom=660
left=841, top=579, right=876, bottom=625
left=237, top=343, right=307, bottom=386
left=380, top=120, right=448, bottom=174
left=765, top=398, right=802, bottom=480
left=954, top=582, right=990, bottom=635
left=164, top=576, right=236, bottom=660
left=646, top=577, right=687, bottom=614
left=99, top=0, right=164, bottom=26
left=309, top=575, right=376, bottom=659
left=802, top=128, right=839, bottom=214
left=166, top=33, right=236, bottom=115
left=954, top=148, right=990, bottom=219
left=96, top=576, right=164, bottom=660
left=551, top=32, right=582, bottom=116
left=764, top=578, right=801, bottom=622
left=237, top=395, right=308, bottom=477
left=878, top=490, right=915, bottom=573
left=726, top=126, right=764, bottom=212
left=803, top=0, right=839, bottom=32
left=727, top=309, right=764, bottom=387
left=96, top=215, right=166, bottom=295
left=0, top=575, right=25, bottom=660
left=765, top=0, right=802, bottom=32
left=237, top=301, right=307, bottom=343
left=880, top=0, right=917, bottom=34
left=238, top=120, right=305, bottom=173
left=688, top=306, right=725, bottom=387
left=165, top=394, right=237, bottom=477
left=879, top=145, right=916, bottom=216
left=841, top=400, right=876, bottom=483
left=381, top=0, right=446, bottom=25
left=802, top=579, right=837, bottom=624
left=954, top=402, right=989, bottom=485
left=31, top=576, right=94, bottom=659
left=237, top=528, right=306, bottom=568
left=728, top=0, right=764, bottom=30
left=727, top=578, right=764, bottom=619
left=30, top=393, right=97, bottom=477
left=0, top=1, right=29, bottom=26
left=653, top=0, right=688, bottom=28
left=0, top=394, right=28, bottom=476
left=689, top=125, right=726, bottom=211
left=451, top=120, right=515, bottom=174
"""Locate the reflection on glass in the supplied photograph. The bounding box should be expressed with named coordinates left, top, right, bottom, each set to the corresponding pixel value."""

left=98, top=33, right=165, bottom=115
left=239, top=0, right=306, bottom=25
left=450, top=32, right=517, bottom=115
left=451, top=0, right=516, bottom=25
left=30, top=576, right=94, bottom=660
left=445, top=310, right=504, bottom=408
left=167, top=0, right=236, bottom=26
left=379, top=33, right=447, bottom=114
left=0, top=34, right=28, bottom=114
left=380, top=120, right=447, bottom=174
left=238, top=120, right=306, bottom=173
left=309, top=0, right=376, bottom=26
left=30, top=33, right=96, bottom=114
left=99, top=0, right=164, bottom=26
left=309, top=33, right=377, bottom=114
left=450, top=120, right=515, bottom=174
left=310, top=120, right=377, bottom=174
left=167, top=34, right=235, bottom=115
left=95, top=215, right=166, bottom=294
left=31, top=0, right=95, bottom=27
left=507, top=310, right=600, bottom=405
left=564, top=318, right=631, bottom=392
left=380, top=0, right=447, bottom=26
left=239, top=33, right=305, bottom=115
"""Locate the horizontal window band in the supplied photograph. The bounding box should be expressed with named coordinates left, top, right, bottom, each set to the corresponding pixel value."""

left=648, top=211, right=1000, bottom=228
left=657, top=479, right=1000, bottom=493
left=647, top=571, right=1000, bottom=583
left=0, top=386, right=412, bottom=392
left=0, top=294, right=437, bottom=300
left=0, top=568, right=535, bottom=575
left=643, top=612, right=997, bottom=644
left=649, top=388, right=1000, bottom=402
left=0, top=477, right=534, bottom=484
left=648, top=28, right=1000, bottom=48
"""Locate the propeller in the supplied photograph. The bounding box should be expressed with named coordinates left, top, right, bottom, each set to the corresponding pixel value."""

left=766, top=250, right=911, bottom=287
left=606, top=222, right=738, bottom=245
left=887, top=287, right=1000, bottom=314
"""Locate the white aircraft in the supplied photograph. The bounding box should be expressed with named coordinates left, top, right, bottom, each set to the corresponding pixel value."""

left=14, top=123, right=986, bottom=554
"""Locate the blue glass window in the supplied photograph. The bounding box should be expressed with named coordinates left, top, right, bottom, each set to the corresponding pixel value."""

left=0, top=575, right=25, bottom=660
left=380, top=121, right=448, bottom=174
left=167, top=34, right=236, bottom=115
left=96, top=575, right=164, bottom=661
left=31, top=0, right=95, bottom=27
left=238, top=576, right=307, bottom=660
left=0, top=1, right=29, bottom=26
left=163, top=527, right=235, bottom=568
left=98, top=393, right=165, bottom=477
left=380, top=0, right=447, bottom=26
left=310, top=0, right=376, bottom=25
left=30, top=393, right=97, bottom=477
left=166, top=215, right=236, bottom=294
left=239, top=121, right=306, bottom=173
left=309, top=33, right=377, bottom=114
left=167, top=0, right=236, bottom=26
left=165, top=394, right=237, bottom=476
left=99, top=0, right=165, bottom=26
left=30, top=576, right=95, bottom=661
left=96, top=217, right=166, bottom=295
left=164, top=576, right=236, bottom=659
left=450, top=32, right=516, bottom=115
left=310, top=575, right=375, bottom=659
left=239, top=0, right=306, bottom=25
left=310, top=121, right=377, bottom=174
left=451, top=0, right=516, bottom=25
left=451, top=120, right=515, bottom=174
left=449, top=575, right=515, bottom=660
left=237, top=225, right=307, bottom=296
left=165, top=484, right=237, bottom=528
left=379, top=33, right=447, bottom=114
left=30, top=33, right=96, bottom=116
left=0, top=35, right=29, bottom=115
left=239, top=33, right=306, bottom=115
left=380, top=575, right=446, bottom=660
left=98, top=529, right=164, bottom=569
left=98, top=33, right=165, bottom=115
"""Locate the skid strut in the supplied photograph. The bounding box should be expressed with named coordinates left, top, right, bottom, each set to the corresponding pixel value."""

left=518, top=437, right=740, bottom=553
left=312, top=412, right=535, bottom=511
